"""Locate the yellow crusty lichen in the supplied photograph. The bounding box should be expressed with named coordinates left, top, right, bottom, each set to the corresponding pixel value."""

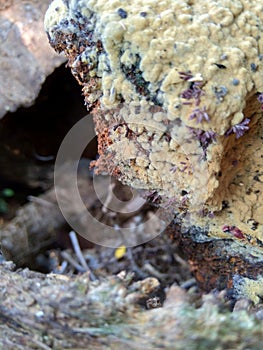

left=45, top=0, right=263, bottom=119
left=234, top=275, right=263, bottom=305
left=44, top=0, right=68, bottom=32
left=45, top=0, right=263, bottom=240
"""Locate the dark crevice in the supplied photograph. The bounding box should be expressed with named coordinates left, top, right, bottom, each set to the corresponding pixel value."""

left=120, top=53, right=162, bottom=106
left=0, top=63, right=97, bottom=218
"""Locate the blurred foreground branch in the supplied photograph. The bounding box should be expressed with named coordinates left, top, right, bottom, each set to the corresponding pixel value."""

left=0, top=261, right=263, bottom=349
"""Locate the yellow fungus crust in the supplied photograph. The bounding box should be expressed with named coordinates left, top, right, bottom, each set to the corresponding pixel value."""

left=45, top=0, right=263, bottom=246
left=234, top=275, right=263, bottom=305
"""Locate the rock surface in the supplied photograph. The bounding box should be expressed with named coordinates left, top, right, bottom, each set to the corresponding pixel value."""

left=0, top=0, right=66, bottom=118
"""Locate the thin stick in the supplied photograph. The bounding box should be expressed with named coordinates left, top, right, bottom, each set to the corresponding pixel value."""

left=60, top=251, right=86, bottom=273
left=69, top=231, right=89, bottom=270
left=69, top=231, right=96, bottom=280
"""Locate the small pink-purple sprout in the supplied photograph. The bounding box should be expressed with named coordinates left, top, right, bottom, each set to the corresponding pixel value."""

left=189, top=106, right=210, bottom=123
left=198, top=208, right=214, bottom=218
left=179, top=165, right=188, bottom=172
left=162, top=196, right=178, bottom=209
left=179, top=71, right=208, bottom=122
left=257, top=92, right=263, bottom=109
left=170, top=164, right=188, bottom=173
left=189, top=128, right=217, bottom=157
left=181, top=82, right=205, bottom=106
left=144, top=190, right=161, bottom=204
left=179, top=71, right=193, bottom=81
left=196, top=129, right=217, bottom=145
left=225, top=118, right=250, bottom=139
left=179, top=71, right=204, bottom=106
left=170, top=165, right=177, bottom=173
left=222, top=225, right=245, bottom=239
left=180, top=194, right=188, bottom=206
left=207, top=211, right=215, bottom=219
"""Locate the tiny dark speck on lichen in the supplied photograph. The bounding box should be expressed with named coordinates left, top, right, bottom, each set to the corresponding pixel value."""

left=250, top=63, right=257, bottom=72
left=213, top=86, right=228, bottom=102
left=213, top=63, right=227, bottom=69
left=117, top=8, right=128, bottom=19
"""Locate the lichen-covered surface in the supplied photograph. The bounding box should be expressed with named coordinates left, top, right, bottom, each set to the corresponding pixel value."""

left=44, top=0, right=263, bottom=293
left=45, top=0, right=263, bottom=239
left=0, top=0, right=66, bottom=118
left=1, top=261, right=263, bottom=350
